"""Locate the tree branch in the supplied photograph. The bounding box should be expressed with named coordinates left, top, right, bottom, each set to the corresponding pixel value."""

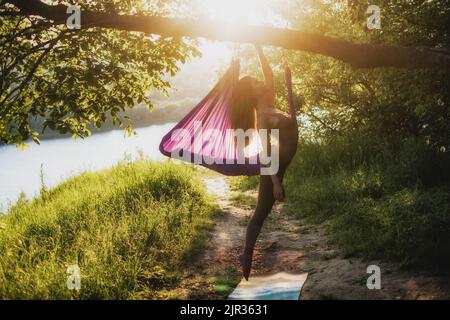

left=0, top=31, right=67, bottom=110
left=5, top=0, right=450, bottom=69
left=0, top=20, right=52, bottom=48
left=305, top=110, right=342, bottom=135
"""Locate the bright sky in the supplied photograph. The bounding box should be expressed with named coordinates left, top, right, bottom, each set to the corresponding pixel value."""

left=191, top=0, right=284, bottom=72
left=193, top=0, right=282, bottom=25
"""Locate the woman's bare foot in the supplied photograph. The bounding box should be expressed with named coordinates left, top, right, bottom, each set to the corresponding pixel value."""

left=239, top=252, right=252, bottom=281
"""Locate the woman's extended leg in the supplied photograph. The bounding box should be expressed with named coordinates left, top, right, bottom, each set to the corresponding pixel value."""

left=245, top=174, right=275, bottom=255
left=240, top=169, right=285, bottom=280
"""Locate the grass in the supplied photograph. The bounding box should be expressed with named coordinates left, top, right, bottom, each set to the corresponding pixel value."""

left=229, top=176, right=259, bottom=192
left=225, top=136, right=450, bottom=267
left=210, top=267, right=241, bottom=299
left=229, top=193, right=256, bottom=210
left=0, top=161, right=216, bottom=299
left=284, top=136, right=450, bottom=267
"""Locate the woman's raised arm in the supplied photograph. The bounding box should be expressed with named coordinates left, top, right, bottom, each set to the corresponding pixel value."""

left=255, top=45, right=274, bottom=92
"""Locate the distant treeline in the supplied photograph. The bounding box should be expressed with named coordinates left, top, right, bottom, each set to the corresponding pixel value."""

left=28, top=98, right=198, bottom=140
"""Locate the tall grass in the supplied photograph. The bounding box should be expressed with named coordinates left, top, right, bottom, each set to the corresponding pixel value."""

left=0, top=161, right=215, bottom=299
left=229, top=176, right=259, bottom=192
left=284, top=135, right=450, bottom=267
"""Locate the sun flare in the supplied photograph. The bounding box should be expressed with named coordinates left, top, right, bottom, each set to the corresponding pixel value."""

left=192, top=0, right=282, bottom=70
left=195, top=0, right=279, bottom=25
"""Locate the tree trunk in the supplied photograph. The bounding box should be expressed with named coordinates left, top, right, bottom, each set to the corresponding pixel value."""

left=5, top=0, right=450, bottom=69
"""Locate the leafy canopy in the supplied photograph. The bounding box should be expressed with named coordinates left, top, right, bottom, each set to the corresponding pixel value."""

left=272, top=0, right=449, bottom=150
left=0, top=0, right=199, bottom=145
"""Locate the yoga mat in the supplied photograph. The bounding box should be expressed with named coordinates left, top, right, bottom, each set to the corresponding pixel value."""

left=228, top=272, right=308, bottom=300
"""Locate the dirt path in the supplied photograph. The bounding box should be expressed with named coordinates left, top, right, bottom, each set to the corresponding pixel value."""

left=173, top=176, right=450, bottom=300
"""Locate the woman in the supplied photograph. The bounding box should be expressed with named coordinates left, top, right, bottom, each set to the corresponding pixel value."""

left=231, top=45, right=299, bottom=281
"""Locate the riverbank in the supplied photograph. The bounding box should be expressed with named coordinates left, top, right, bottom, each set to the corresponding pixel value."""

left=1, top=162, right=449, bottom=299
left=0, top=124, right=175, bottom=211
left=23, top=101, right=195, bottom=143
left=0, top=161, right=217, bottom=299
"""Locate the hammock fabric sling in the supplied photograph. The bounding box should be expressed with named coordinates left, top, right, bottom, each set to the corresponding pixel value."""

left=159, top=59, right=296, bottom=176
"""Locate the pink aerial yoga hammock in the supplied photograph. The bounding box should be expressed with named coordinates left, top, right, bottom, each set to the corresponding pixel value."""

left=159, top=59, right=296, bottom=176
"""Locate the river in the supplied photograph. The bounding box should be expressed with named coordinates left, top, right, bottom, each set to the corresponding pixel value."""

left=0, top=123, right=175, bottom=211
